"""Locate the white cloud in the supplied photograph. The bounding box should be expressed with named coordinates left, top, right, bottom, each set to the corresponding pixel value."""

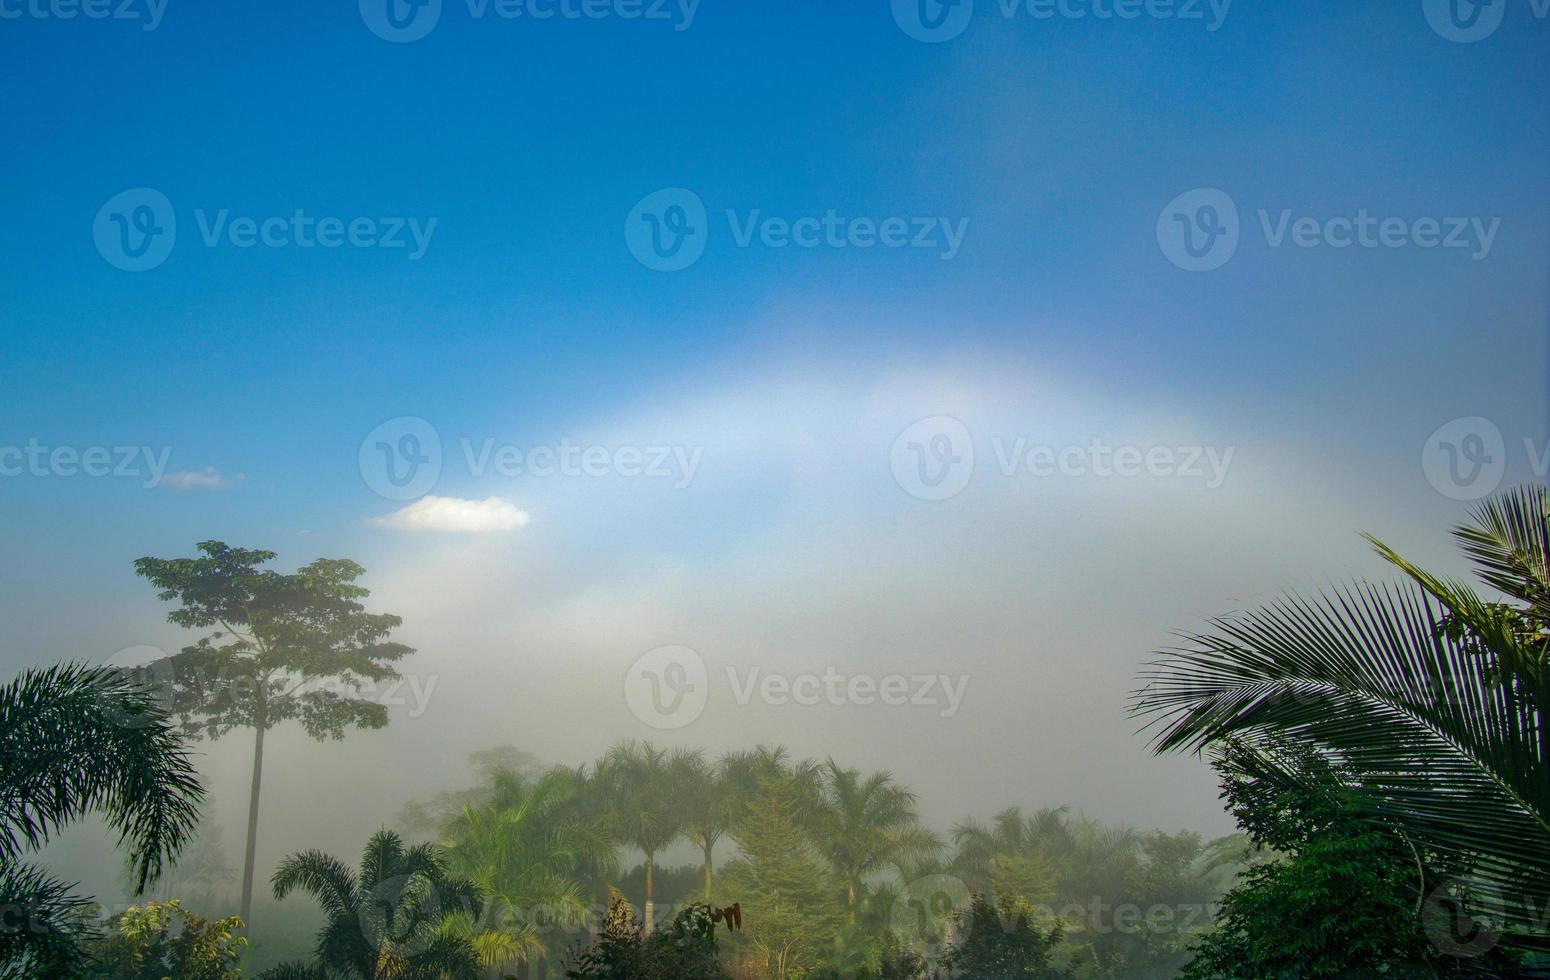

left=160, top=467, right=230, bottom=491
left=370, top=496, right=531, bottom=534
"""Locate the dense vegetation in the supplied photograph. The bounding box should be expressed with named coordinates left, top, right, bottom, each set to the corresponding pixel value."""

left=4, top=486, right=1549, bottom=976
left=381, top=741, right=1241, bottom=978
left=1137, top=484, right=1550, bottom=975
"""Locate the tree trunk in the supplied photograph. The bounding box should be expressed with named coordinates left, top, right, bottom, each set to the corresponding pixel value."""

left=591, top=875, right=605, bottom=940
left=702, top=843, right=714, bottom=901
left=644, top=852, right=655, bottom=933
left=238, top=721, right=266, bottom=928
left=847, top=876, right=858, bottom=924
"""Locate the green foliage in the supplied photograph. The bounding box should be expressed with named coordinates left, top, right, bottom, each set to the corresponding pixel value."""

left=809, top=930, right=929, bottom=979
left=1182, top=835, right=1449, bottom=979
left=260, top=829, right=482, bottom=980
left=812, top=762, right=941, bottom=922
left=135, top=540, right=413, bottom=922
left=597, top=741, right=700, bottom=930
left=133, top=541, right=412, bottom=742
left=563, top=896, right=731, bottom=980
left=596, top=742, right=690, bottom=862
left=137, top=823, right=237, bottom=912
left=718, top=774, right=844, bottom=977
left=949, top=806, right=1227, bottom=978
left=1134, top=485, right=1550, bottom=939
left=439, top=767, right=613, bottom=972
left=615, top=862, right=702, bottom=914
left=940, top=892, right=1072, bottom=979
left=85, top=899, right=245, bottom=980
left=678, top=751, right=739, bottom=902
left=873, top=930, right=928, bottom=979
left=0, top=663, right=203, bottom=978
left=394, top=741, right=1242, bottom=980
left=397, top=746, right=544, bottom=841
left=0, top=863, right=100, bottom=980
left=1179, top=740, right=1521, bottom=979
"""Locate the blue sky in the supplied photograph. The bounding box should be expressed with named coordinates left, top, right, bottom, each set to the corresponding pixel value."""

left=2, top=0, right=1548, bottom=876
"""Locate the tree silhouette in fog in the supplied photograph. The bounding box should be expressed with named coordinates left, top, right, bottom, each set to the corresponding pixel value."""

left=135, top=540, right=412, bottom=928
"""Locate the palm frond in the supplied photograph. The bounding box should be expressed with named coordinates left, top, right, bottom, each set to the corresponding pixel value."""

left=271, top=850, right=358, bottom=917
left=0, top=862, right=99, bottom=980
left=0, top=663, right=204, bottom=893
left=359, top=828, right=406, bottom=893
left=1455, top=485, right=1550, bottom=611
left=254, top=963, right=329, bottom=980
left=1134, top=487, right=1550, bottom=931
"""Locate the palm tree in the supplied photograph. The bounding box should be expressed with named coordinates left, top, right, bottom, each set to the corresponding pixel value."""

left=677, top=751, right=730, bottom=902
left=0, top=663, right=203, bottom=978
left=600, top=742, right=692, bottom=932
left=1133, top=484, right=1550, bottom=936
left=812, top=761, right=942, bottom=922
left=440, top=767, right=612, bottom=977
left=686, top=745, right=823, bottom=908
left=263, top=829, right=482, bottom=979
left=719, top=745, right=821, bottom=825
left=953, top=807, right=1071, bottom=866
left=951, top=806, right=1071, bottom=896
left=1059, top=816, right=1141, bottom=909
left=550, top=762, right=624, bottom=920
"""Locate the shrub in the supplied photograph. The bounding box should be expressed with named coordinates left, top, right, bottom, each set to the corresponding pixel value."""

left=84, top=900, right=245, bottom=980
left=563, top=896, right=738, bottom=980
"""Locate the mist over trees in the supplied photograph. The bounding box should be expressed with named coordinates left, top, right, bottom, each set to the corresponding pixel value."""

left=5, top=488, right=1550, bottom=977
left=133, top=541, right=414, bottom=925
